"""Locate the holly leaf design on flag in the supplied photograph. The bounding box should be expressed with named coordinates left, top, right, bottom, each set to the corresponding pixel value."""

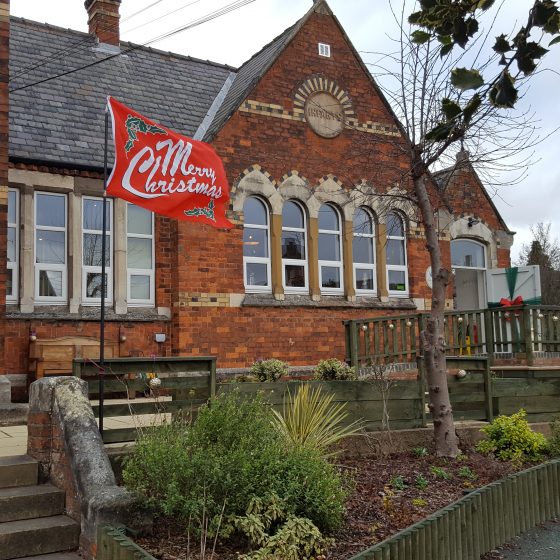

left=124, top=115, right=167, bottom=152
left=184, top=199, right=216, bottom=222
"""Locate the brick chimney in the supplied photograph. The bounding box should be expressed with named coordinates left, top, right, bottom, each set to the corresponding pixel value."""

left=84, top=0, right=121, bottom=46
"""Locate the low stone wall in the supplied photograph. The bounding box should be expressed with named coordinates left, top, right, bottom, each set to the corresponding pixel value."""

left=27, top=377, right=151, bottom=559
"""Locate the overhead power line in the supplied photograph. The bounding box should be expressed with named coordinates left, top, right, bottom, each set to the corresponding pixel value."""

left=10, top=0, right=254, bottom=93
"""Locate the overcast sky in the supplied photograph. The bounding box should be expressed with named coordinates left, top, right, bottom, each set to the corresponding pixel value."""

left=10, top=0, right=560, bottom=262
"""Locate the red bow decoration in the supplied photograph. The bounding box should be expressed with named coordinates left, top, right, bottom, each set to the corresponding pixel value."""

left=499, top=296, right=523, bottom=320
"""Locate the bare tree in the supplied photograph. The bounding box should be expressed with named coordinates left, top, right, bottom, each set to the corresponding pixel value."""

left=366, top=0, right=560, bottom=456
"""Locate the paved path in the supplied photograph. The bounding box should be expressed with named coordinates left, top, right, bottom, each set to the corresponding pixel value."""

left=490, top=520, right=560, bottom=559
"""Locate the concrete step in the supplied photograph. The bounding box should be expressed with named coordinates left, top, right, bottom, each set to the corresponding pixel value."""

left=0, top=516, right=80, bottom=560
left=0, top=456, right=37, bottom=489
left=0, top=484, right=65, bottom=522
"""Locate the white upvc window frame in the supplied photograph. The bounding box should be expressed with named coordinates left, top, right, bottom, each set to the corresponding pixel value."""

left=243, top=197, right=272, bottom=293
left=127, top=203, right=155, bottom=307
left=318, top=203, right=344, bottom=295
left=282, top=200, right=309, bottom=294
left=82, top=196, right=113, bottom=305
left=7, top=188, right=19, bottom=303
left=386, top=211, right=409, bottom=298
left=353, top=207, right=377, bottom=296
left=34, top=191, right=67, bottom=304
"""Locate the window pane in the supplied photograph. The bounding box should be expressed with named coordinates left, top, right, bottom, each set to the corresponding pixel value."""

left=282, top=201, right=304, bottom=229
left=128, top=237, right=152, bottom=269
left=6, top=269, right=12, bottom=296
left=319, top=233, right=340, bottom=261
left=8, top=191, right=16, bottom=224
left=282, top=232, right=306, bottom=260
left=451, top=240, right=485, bottom=268
left=83, top=233, right=110, bottom=266
left=36, top=230, right=65, bottom=264
left=86, top=272, right=108, bottom=298
left=353, top=236, right=374, bottom=264
left=386, top=213, right=404, bottom=237
left=388, top=270, right=407, bottom=292
left=386, top=239, right=405, bottom=266
left=246, top=262, right=268, bottom=287
left=83, top=199, right=110, bottom=232
left=244, top=197, right=267, bottom=226
left=130, top=275, right=151, bottom=300
left=285, top=265, right=306, bottom=288
left=36, top=194, right=65, bottom=228
left=243, top=227, right=268, bottom=258
left=321, top=266, right=341, bottom=289
left=356, top=269, right=374, bottom=291
left=7, top=227, right=16, bottom=262
left=353, top=208, right=372, bottom=234
left=127, top=204, right=152, bottom=235
left=39, top=270, right=63, bottom=297
left=319, top=204, right=338, bottom=231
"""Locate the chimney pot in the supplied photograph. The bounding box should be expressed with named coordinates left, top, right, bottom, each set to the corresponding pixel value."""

left=85, top=0, right=121, bottom=46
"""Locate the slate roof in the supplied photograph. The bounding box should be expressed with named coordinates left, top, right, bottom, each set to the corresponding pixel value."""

left=203, top=21, right=300, bottom=142
left=9, top=17, right=234, bottom=169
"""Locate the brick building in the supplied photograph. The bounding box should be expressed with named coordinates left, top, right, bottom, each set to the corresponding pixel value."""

left=1, top=0, right=514, bottom=400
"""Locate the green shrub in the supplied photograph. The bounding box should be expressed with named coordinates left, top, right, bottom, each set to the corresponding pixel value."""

left=234, top=494, right=333, bottom=560
left=313, top=358, right=356, bottom=381
left=458, top=466, right=477, bottom=480
left=390, top=475, right=407, bottom=491
left=430, top=466, right=452, bottom=480
left=412, top=447, right=428, bottom=457
left=549, top=417, right=560, bottom=457
left=415, top=474, right=429, bottom=490
left=123, top=391, right=347, bottom=538
left=250, top=359, right=289, bottom=382
left=476, top=409, right=549, bottom=462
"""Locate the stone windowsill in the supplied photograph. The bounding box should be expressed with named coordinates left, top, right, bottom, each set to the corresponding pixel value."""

left=242, top=293, right=417, bottom=309
left=6, top=305, right=169, bottom=322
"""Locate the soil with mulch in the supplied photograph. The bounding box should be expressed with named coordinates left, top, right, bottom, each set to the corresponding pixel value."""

left=136, top=450, right=527, bottom=560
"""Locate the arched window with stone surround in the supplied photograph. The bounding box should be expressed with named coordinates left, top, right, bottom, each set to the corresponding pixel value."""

left=282, top=200, right=308, bottom=293
left=243, top=196, right=271, bottom=292
left=318, top=203, right=344, bottom=294
left=386, top=211, right=409, bottom=296
left=353, top=207, right=376, bottom=294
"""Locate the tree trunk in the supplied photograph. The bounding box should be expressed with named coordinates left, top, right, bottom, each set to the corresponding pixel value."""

left=412, top=164, right=459, bottom=457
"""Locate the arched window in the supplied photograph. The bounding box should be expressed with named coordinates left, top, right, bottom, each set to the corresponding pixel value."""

left=386, top=212, right=408, bottom=296
left=243, top=197, right=271, bottom=292
left=353, top=207, right=376, bottom=294
left=318, top=204, right=344, bottom=294
left=282, top=200, right=308, bottom=293
left=451, top=239, right=486, bottom=269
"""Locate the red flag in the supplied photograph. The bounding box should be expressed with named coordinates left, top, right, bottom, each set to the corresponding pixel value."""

left=106, top=97, right=233, bottom=229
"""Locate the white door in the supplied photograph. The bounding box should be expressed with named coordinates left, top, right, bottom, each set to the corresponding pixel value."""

left=452, top=239, right=487, bottom=311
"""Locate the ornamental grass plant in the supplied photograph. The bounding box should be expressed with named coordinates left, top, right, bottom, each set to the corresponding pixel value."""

left=271, top=383, right=363, bottom=457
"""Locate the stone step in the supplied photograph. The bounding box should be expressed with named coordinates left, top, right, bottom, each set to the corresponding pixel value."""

left=0, top=516, right=80, bottom=560
left=0, top=484, right=65, bottom=522
left=0, top=456, right=37, bottom=489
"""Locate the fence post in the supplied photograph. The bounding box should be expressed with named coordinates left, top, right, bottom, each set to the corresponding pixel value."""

left=417, top=356, right=427, bottom=428
left=484, top=309, right=495, bottom=365
left=522, top=307, right=535, bottom=366
left=349, top=321, right=360, bottom=370
left=483, top=357, right=494, bottom=422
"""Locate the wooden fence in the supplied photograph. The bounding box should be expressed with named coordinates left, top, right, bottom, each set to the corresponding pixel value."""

left=350, top=458, right=560, bottom=560
left=73, top=356, right=216, bottom=443
left=344, top=305, right=560, bottom=369
left=97, top=525, right=156, bottom=560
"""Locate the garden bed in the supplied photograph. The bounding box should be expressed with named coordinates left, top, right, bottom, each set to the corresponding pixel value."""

left=136, top=448, right=526, bottom=560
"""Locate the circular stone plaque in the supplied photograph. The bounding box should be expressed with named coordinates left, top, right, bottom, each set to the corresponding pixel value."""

left=304, top=91, right=345, bottom=138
